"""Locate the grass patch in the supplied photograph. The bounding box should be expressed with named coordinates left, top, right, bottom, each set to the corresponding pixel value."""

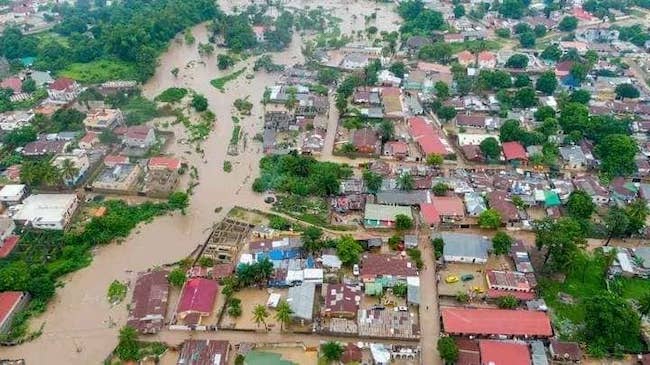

left=59, top=59, right=140, bottom=83
left=176, top=109, right=214, bottom=143
left=449, top=40, right=502, bottom=53
left=540, top=251, right=650, bottom=349
left=107, top=280, right=128, bottom=305
left=210, top=68, right=246, bottom=92
left=155, top=87, right=188, bottom=103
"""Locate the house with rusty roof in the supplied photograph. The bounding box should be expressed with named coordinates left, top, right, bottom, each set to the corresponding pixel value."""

left=322, top=283, right=361, bottom=319
left=127, top=270, right=169, bottom=334
left=359, top=253, right=418, bottom=283
left=178, top=339, right=229, bottom=365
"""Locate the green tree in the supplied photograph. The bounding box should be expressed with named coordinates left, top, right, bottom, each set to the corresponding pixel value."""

left=604, top=206, right=629, bottom=246
left=478, top=209, right=502, bottom=229
left=252, top=304, right=269, bottom=329
left=615, top=83, right=640, bottom=100
left=570, top=89, right=591, bottom=104
left=3, top=126, right=36, bottom=147
left=379, top=120, right=395, bottom=143
left=437, top=337, right=459, bottom=364
left=362, top=169, right=383, bottom=194
left=321, top=341, right=344, bottom=363
left=534, top=24, right=547, bottom=37
left=418, top=42, right=453, bottom=64
left=514, top=87, right=538, bottom=108
left=541, top=44, right=563, bottom=61
left=191, top=94, right=208, bottom=112
left=518, top=32, right=536, bottom=48
left=217, top=54, right=235, bottom=70
left=479, top=137, right=501, bottom=160
left=21, top=78, right=36, bottom=93
left=637, top=293, right=650, bottom=317
left=570, top=63, right=589, bottom=85
left=317, top=68, right=340, bottom=85
left=584, top=294, right=642, bottom=355
left=497, top=294, right=519, bottom=309
left=595, top=134, right=637, bottom=178
left=492, top=231, right=513, bottom=255
left=398, top=172, right=415, bottom=191
left=58, top=158, right=79, bottom=185
left=535, top=71, right=558, bottom=95
left=301, top=226, right=324, bottom=254
left=534, top=217, right=585, bottom=272
left=168, top=191, right=189, bottom=213
left=388, top=62, right=406, bottom=78
left=505, top=54, right=529, bottom=69
left=625, top=199, right=649, bottom=236
left=275, top=300, right=293, bottom=331
left=514, top=74, right=531, bottom=87
left=168, top=268, right=186, bottom=287
left=436, top=105, right=457, bottom=122
left=115, top=326, right=139, bottom=361
left=426, top=153, right=443, bottom=166
left=534, top=106, right=555, bottom=122
left=496, top=28, right=511, bottom=38
left=558, top=16, right=578, bottom=31
left=434, top=81, right=449, bottom=99
left=453, top=4, right=466, bottom=18
left=431, top=182, right=449, bottom=197
left=395, top=214, right=414, bottom=231
left=566, top=190, right=595, bottom=220
left=336, top=235, right=364, bottom=266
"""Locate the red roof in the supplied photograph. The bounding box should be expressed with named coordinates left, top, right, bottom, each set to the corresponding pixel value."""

left=409, top=117, right=451, bottom=156
left=457, top=50, right=474, bottom=63
left=104, top=155, right=129, bottom=166
left=177, top=278, right=218, bottom=315
left=148, top=156, right=181, bottom=170
left=479, top=340, right=531, bottom=365
left=478, top=51, right=496, bottom=62
left=441, top=307, right=553, bottom=337
left=49, top=78, right=75, bottom=91
left=127, top=270, right=169, bottom=333
left=0, top=236, right=19, bottom=258
left=341, top=343, right=363, bottom=363
left=420, top=203, right=440, bottom=225
left=178, top=339, right=229, bottom=365
left=502, top=141, right=527, bottom=161
left=385, top=141, right=409, bottom=155
left=381, top=87, right=400, bottom=97
left=572, top=6, right=593, bottom=20
left=431, top=196, right=465, bottom=217
left=1, top=78, right=22, bottom=94
left=125, top=125, right=152, bottom=140
left=0, top=291, right=24, bottom=325
left=80, top=132, right=98, bottom=144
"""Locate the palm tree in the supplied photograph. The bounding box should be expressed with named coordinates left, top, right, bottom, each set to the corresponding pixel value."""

left=42, top=163, right=63, bottom=187
left=638, top=293, right=650, bottom=317
left=59, top=158, right=79, bottom=186
left=321, top=341, right=343, bottom=363
left=397, top=172, right=414, bottom=191
left=252, top=304, right=269, bottom=330
left=275, top=300, right=293, bottom=331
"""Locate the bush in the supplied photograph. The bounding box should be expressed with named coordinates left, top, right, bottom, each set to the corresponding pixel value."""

left=168, top=268, right=186, bottom=287
left=497, top=294, right=519, bottom=309
left=155, top=87, right=188, bottom=103
left=107, top=280, right=127, bottom=304
left=191, top=94, right=208, bottom=112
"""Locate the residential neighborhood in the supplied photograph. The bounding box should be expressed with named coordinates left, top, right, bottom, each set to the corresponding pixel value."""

left=1, top=0, right=650, bottom=364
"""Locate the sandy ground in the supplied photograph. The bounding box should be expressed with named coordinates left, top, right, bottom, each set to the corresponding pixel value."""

left=1, top=2, right=404, bottom=363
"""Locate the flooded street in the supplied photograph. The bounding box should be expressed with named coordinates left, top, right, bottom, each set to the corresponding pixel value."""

left=1, top=2, right=401, bottom=363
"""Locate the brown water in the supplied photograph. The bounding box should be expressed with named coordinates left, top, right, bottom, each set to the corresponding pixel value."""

left=1, top=2, right=400, bottom=363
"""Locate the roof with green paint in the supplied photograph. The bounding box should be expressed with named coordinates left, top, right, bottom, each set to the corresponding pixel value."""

left=544, top=190, right=561, bottom=207
left=244, top=351, right=297, bottom=365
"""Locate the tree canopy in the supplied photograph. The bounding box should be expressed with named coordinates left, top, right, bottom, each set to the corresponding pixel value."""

left=478, top=209, right=502, bottom=229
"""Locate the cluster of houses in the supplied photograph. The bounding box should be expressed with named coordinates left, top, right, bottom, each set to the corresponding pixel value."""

left=262, top=66, right=330, bottom=155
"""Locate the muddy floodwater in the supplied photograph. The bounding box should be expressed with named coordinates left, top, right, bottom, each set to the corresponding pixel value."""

left=1, top=1, right=400, bottom=363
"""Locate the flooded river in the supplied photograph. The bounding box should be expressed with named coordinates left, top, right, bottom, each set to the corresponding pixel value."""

left=1, top=1, right=400, bottom=363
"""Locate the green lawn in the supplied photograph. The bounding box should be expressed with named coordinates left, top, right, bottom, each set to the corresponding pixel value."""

left=59, top=59, right=140, bottom=83
left=540, top=251, right=650, bottom=345
left=449, top=39, right=503, bottom=53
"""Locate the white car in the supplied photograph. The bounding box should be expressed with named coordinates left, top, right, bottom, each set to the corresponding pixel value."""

left=353, top=264, right=359, bottom=276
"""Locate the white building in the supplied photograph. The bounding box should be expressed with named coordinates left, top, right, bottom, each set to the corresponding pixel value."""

left=13, top=194, right=78, bottom=230
left=0, top=110, right=34, bottom=131
left=0, top=184, right=27, bottom=205
left=0, top=218, right=15, bottom=241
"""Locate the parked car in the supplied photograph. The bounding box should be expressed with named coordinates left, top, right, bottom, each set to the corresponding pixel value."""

left=461, top=274, right=474, bottom=281
left=445, top=275, right=459, bottom=284
left=353, top=264, right=359, bottom=276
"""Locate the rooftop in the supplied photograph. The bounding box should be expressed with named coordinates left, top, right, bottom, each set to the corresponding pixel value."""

left=0, top=291, right=24, bottom=326
left=442, top=307, right=553, bottom=337
left=177, top=278, right=218, bottom=315
left=360, top=253, right=418, bottom=278
left=364, top=203, right=412, bottom=222
left=177, top=339, right=229, bottom=365
left=480, top=340, right=531, bottom=365
left=127, top=270, right=169, bottom=333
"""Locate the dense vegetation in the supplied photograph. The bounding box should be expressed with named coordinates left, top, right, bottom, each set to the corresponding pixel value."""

left=0, top=0, right=219, bottom=82
left=252, top=152, right=352, bottom=196
left=0, top=196, right=188, bottom=342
